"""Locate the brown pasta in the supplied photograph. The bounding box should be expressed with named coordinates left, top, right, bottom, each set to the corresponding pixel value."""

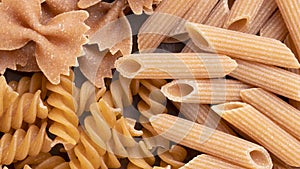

left=0, top=75, right=19, bottom=117
left=157, top=145, right=187, bottom=168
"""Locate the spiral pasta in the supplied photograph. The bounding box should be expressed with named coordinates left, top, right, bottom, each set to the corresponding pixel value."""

left=0, top=122, right=52, bottom=165
left=46, top=72, right=80, bottom=149
left=0, top=75, right=19, bottom=117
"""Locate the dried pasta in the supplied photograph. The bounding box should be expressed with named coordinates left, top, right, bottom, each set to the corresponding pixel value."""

left=161, top=79, right=251, bottom=104
left=180, top=154, right=246, bottom=169
left=229, top=59, right=300, bottom=101
left=115, top=53, right=237, bottom=79
left=157, top=145, right=187, bottom=168
left=150, top=113, right=272, bottom=169
left=240, top=88, right=300, bottom=141
left=185, top=22, right=300, bottom=68
left=223, top=0, right=264, bottom=31
left=212, top=102, right=300, bottom=167
left=0, top=75, right=19, bottom=117
left=260, top=10, right=288, bottom=41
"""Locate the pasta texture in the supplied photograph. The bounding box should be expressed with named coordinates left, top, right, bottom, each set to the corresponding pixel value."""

left=204, top=0, right=230, bottom=28
left=150, top=113, right=272, bottom=169
left=229, top=59, right=300, bottom=101
left=185, top=22, right=300, bottom=68
left=260, top=10, right=288, bottom=41
left=212, top=102, right=300, bottom=167
left=276, top=0, right=300, bottom=56
left=0, top=75, right=19, bottom=117
left=115, top=53, right=237, bottom=79
left=180, top=154, right=246, bottom=169
left=0, top=122, right=52, bottom=165
left=161, top=79, right=251, bottom=104
left=240, top=88, right=300, bottom=141
left=223, top=0, right=264, bottom=31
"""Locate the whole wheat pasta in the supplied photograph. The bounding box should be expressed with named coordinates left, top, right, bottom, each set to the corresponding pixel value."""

left=181, top=40, right=203, bottom=53
left=138, top=0, right=197, bottom=52
left=161, top=79, right=251, bottom=104
left=229, top=59, right=300, bottom=101
left=276, top=0, right=300, bottom=57
left=212, top=102, right=300, bottom=167
left=185, top=22, right=300, bottom=68
left=260, top=10, right=288, bottom=41
left=223, top=0, right=264, bottom=31
left=0, top=75, right=19, bottom=117
left=115, top=53, right=237, bottom=79
left=284, top=35, right=299, bottom=59
left=157, top=145, right=187, bottom=168
left=240, top=88, right=300, bottom=140
left=150, top=114, right=272, bottom=169
left=173, top=102, right=236, bottom=135
left=180, top=154, right=246, bottom=169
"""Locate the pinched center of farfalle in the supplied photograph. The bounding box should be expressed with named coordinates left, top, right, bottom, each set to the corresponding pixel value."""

left=0, top=0, right=90, bottom=84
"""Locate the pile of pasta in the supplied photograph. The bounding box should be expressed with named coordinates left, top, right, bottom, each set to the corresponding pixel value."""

left=1, top=0, right=300, bottom=168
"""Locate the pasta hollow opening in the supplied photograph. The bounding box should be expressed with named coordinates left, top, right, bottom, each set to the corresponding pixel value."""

left=118, top=59, right=142, bottom=75
left=228, top=18, right=247, bottom=31
left=185, top=24, right=211, bottom=51
left=167, top=83, right=194, bottom=98
left=221, top=103, right=244, bottom=111
left=249, top=150, right=270, bottom=167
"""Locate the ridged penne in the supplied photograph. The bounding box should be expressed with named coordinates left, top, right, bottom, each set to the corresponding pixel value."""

left=229, top=59, right=300, bottom=101
left=185, top=23, right=300, bottom=68
left=161, top=79, right=251, bottom=104
left=260, top=10, right=288, bottom=41
left=223, top=0, right=264, bottom=31
left=212, top=102, right=300, bottom=167
left=284, top=35, right=299, bottom=59
left=150, top=114, right=272, bottom=169
left=245, top=0, right=277, bottom=34
left=240, top=88, right=300, bottom=140
left=180, top=154, right=246, bottom=169
left=276, top=0, right=300, bottom=57
left=173, top=102, right=236, bottom=135
left=204, top=0, right=230, bottom=28
left=115, top=53, right=237, bottom=79
left=138, top=0, right=197, bottom=52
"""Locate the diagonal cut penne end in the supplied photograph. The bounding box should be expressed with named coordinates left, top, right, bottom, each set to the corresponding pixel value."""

left=115, top=57, right=143, bottom=79
left=161, top=80, right=195, bottom=102
left=211, top=102, right=247, bottom=116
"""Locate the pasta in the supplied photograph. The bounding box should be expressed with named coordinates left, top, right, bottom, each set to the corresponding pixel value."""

left=240, top=88, right=300, bottom=141
left=157, top=145, right=187, bottom=168
left=180, top=154, right=246, bottom=169
left=161, top=79, right=251, bottom=104
left=0, top=90, right=48, bottom=132
left=0, top=75, right=19, bottom=117
left=126, top=0, right=161, bottom=15
left=276, top=0, right=300, bottom=56
left=212, top=102, right=300, bottom=167
left=229, top=59, right=300, bottom=101
left=110, top=73, right=133, bottom=109
left=172, top=102, right=236, bottom=135
left=150, top=113, right=272, bottom=169
left=115, top=53, right=237, bottom=79
left=46, top=72, right=80, bottom=149
left=0, top=122, right=52, bottom=165
left=223, top=0, right=264, bottom=31
left=185, top=22, right=300, bottom=68
left=260, top=10, right=288, bottom=41
left=138, top=0, right=197, bottom=52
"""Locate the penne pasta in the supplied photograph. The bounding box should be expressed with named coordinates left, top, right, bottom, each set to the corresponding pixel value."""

left=276, top=0, right=300, bottom=57
left=138, top=0, right=197, bottom=52
left=245, top=0, right=277, bottom=34
left=181, top=40, right=202, bottom=53
left=229, top=59, right=300, bottom=101
left=240, top=88, right=300, bottom=140
left=260, top=10, right=288, bottom=41
left=223, top=0, right=264, bottom=31
left=284, top=34, right=299, bottom=59
left=212, top=102, right=300, bottom=167
left=180, top=154, right=247, bottom=169
left=185, top=22, right=300, bottom=68
left=172, top=102, right=236, bottom=135
left=161, top=79, right=251, bottom=104
left=115, top=53, right=237, bottom=79
left=150, top=113, right=273, bottom=169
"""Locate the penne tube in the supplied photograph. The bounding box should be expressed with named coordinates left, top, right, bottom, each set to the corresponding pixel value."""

left=284, top=35, right=299, bottom=59
left=223, top=0, right=264, bottom=31
left=212, top=102, right=300, bottom=167
left=172, top=102, right=236, bottom=135
left=229, top=59, right=300, bottom=101
left=272, top=156, right=294, bottom=169
left=115, top=53, right=237, bottom=79
left=180, top=154, right=247, bottom=169
left=150, top=114, right=273, bottom=169
left=240, top=88, right=300, bottom=140
left=260, top=10, right=288, bottom=41
left=138, top=0, right=197, bottom=52
left=276, top=0, right=300, bottom=57
left=161, top=79, right=251, bottom=104
left=181, top=40, right=202, bottom=53
left=185, top=22, right=300, bottom=68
